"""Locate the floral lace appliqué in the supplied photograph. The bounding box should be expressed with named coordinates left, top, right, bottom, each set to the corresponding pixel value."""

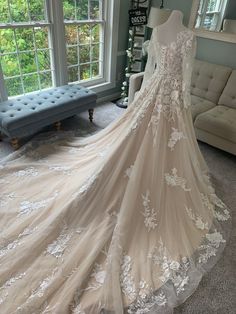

left=141, top=190, right=158, bottom=232
left=120, top=255, right=136, bottom=301
left=85, top=263, right=106, bottom=291
left=13, top=167, right=39, bottom=177
left=198, top=230, right=226, bottom=264
left=49, top=165, right=72, bottom=175
left=0, top=226, right=37, bottom=258
left=148, top=240, right=190, bottom=295
left=185, top=206, right=209, bottom=230
left=165, top=168, right=191, bottom=191
left=0, top=192, right=17, bottom=208
left=168, top=127, right=186, bottom=151
left=46, top=226, right=72, bottom=258
left=0, top=272, right=26, bottom=305
left=27, top=268, right=58, bottom=301
left=127, top=292, right=167, bottom=314
left=201, top=193, right=230, bottom=222
left=18, top=191, right=58, bottom=217
left=124, top=165, right=134, bottom=179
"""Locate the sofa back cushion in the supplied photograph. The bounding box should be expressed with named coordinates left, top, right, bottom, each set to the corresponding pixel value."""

left=191, top=60, right=232, bottom=104
left=218, top=70, right=236, bottom=109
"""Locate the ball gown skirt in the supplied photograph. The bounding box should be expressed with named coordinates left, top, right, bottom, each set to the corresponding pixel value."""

left=0, top=29, right=231, bottom=313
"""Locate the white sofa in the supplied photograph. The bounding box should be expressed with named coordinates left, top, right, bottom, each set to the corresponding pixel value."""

left=128, top=59, right=236, bottom=155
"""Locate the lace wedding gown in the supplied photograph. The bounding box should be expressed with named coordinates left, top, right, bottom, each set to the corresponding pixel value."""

left=0, top=28, right=231, bottom=314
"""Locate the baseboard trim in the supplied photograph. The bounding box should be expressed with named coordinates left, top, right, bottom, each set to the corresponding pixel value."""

left=97, top=92, right=121, bottom=104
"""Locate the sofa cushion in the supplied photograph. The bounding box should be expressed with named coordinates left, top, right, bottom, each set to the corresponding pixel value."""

left=191, top=95, right=216, bottom=121
left=218, top=70, right=236, bottom=109
left=194, top=105, right=236, bottom=143
left=191, top=60, right=232, bottom=104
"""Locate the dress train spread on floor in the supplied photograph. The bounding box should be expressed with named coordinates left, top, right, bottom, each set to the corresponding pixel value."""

left=0, top=27, right=231, bottom=313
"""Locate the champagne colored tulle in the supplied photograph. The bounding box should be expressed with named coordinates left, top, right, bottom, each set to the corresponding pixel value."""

left=0, top=29, right=231, bottom=314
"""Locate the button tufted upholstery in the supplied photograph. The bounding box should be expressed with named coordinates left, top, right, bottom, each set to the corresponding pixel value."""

left=127, top=58, right=236, bottom=155
left=0, top=84, right=97, bottom=138
left=191, top=95, right=215, bottom=121
left=218, top=70, right=236, bottom=110
left=195, top=106, right=236, bottom=144
left=191, top=60, right=232, bottom=104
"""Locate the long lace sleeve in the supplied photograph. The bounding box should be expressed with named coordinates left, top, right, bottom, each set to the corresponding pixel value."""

left=140, top=28, right=157, bottom=90
left=182, top=33, right=197, bottom=109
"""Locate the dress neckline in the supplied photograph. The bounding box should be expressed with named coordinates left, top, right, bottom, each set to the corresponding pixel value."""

left=154, top=28, right=192, bottom=48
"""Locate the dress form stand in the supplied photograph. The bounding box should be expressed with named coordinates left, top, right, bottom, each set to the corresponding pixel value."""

left=157, top=10, right=187, bottom=45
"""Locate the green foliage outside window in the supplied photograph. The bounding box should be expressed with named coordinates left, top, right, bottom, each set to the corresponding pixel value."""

left=0, top=0, right=101, bottom=97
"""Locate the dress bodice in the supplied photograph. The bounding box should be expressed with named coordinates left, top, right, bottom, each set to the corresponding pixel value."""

left=155, top=30, right=192, bottom=77
left=145, top=28, right=195, bottom=78
left=141, top=27, right=196, bottom=109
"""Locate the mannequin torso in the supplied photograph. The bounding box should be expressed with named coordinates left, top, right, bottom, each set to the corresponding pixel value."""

left=156, top=10, right=187, bottom=45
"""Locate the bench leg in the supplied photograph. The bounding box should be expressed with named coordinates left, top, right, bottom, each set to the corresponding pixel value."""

left=11, top=138, right=19, bottom=150
left=0, top=133, right=2, bottom=141
left=54, top=121, right=61, bottom=131
left=88, top=109, right=94, bottom=122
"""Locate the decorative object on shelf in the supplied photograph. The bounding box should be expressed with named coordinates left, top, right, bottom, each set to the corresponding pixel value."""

left=116, top=0, right=151, bottom=109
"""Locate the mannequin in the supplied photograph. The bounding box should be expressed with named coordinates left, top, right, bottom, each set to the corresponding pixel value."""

left=156, top=10, right=187, bottom=45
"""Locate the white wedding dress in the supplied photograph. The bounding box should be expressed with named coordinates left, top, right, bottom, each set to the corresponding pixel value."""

left=0, top=27, right=231, bottom=314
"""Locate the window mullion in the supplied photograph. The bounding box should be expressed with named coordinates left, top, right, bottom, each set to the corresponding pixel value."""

left=47, top=0, right=68, bottom=86
left=0, top=63, right=8, bottom=101
left=12, top=28, right=25, bottom=94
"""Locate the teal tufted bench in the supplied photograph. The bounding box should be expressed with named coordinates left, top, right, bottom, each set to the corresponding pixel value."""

left=0, top=84, right=97, bottom=148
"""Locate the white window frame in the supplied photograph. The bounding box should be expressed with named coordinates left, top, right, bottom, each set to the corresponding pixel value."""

left=0, top=0, right=120, bottom=100
left=196, top=0, right=228, bottom=31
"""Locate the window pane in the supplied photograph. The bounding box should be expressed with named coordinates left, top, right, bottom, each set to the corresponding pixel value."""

left=79, top=24, right=90, bottom=44
left=80, top=64, right=90, bottom=80
left=39, top=71, right=52, bottom=89
left=91, top=44, right=99, bottom=61
left=67, top=46, right=78, bottom=66
left=0, top=29, right=16, bottom=53
left=28, top=0, right=46, bottom=21
left=63, top=0, right=76, bottom=20
left=10, top=0, right=29, bottom=22
left=91, top=24, right=100, bottom=43
left=65, top=25, right=78, bottom=45
left=76, top=0, right=89, bottom=20
left=23, top=73, right=40, bottom=93
left=64, top=1, right=104, bottom=83
left=89, top=0, right=100, bottom=19
left=37, top=50, right=51, bottom=71
left=19, top=52, right=37, bottom=74
left=91, top=62, right=99, bottom=77
left=79, top=45, right=90, bottom=63
left=5, top=77, right=23, bottom=97
left=1, top=54, right=20, bottom=77
left=68, top=66, right=78, bottom=82
left=0, top=0, right=9, bottom=23
left=15, top=28, right=34, bottom=51
left=34, top=27, right=49, bottom=49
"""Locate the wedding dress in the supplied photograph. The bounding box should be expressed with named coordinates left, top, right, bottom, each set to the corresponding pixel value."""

left=0, top=22, right=231, bottom=314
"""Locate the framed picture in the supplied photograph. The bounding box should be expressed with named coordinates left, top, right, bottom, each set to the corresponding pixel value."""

left=133, top=49, right=143, bottom=60
left=132, top=61, right=142, bottom=72
left=135, top=25, right=146, bottom=35
left=133, top=36, right=144, bottom=48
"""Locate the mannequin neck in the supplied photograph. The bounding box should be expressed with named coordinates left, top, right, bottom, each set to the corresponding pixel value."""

left=164, top=10, right=184, bottom=27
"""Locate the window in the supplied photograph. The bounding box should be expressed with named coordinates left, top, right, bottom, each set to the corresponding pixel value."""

left=63, top=0, right=104, bottom=83
left=0, top=1, right=52, bottom=97
left=0, top=0, right=119, bottom=100
left=195, top=0, right=228, bottom=31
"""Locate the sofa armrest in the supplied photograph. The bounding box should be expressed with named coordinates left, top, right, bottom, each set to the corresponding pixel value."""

left=128, top=72, right=144, bottom=106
